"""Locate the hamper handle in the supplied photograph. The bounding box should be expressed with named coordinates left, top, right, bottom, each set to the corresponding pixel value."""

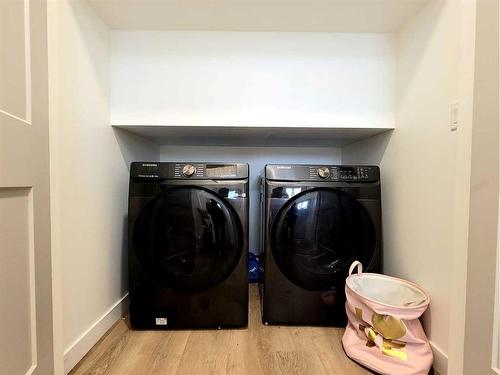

left=349, top=261, right=363, bottom=276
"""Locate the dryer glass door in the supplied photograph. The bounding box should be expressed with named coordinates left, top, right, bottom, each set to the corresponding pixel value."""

left=133, top=186, right=243, bottom=292
left=271, top=187, right=375, bottom=291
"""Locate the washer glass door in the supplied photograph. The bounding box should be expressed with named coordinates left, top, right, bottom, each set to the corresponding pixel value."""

left=271, top=187, right=375, bottom=291
left=133, top=186, right=243, bottom=292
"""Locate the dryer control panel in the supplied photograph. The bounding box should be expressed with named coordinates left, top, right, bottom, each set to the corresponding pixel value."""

left=266, top=164, right=380, bottom=182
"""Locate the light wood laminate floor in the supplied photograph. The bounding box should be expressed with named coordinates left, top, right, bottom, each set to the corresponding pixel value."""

left=70, top=285, right=372, bottom=375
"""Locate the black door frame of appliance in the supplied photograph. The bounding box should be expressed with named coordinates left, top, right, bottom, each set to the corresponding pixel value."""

left=270, top=186, right=377, bottom=291
left=133, top=185, right=244, bottom=293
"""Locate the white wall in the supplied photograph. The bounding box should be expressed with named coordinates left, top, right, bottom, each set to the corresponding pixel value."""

left=111, top=31, right=396, bottom=128
left=160, top=145, right=342, bottom=253
left=462, top=0, right=499, bottom=373
left=446, top=0, right=477, bottom=373
left=343, top=1, right=475, bottom=373
left=48, top=1, right=158, bottom=373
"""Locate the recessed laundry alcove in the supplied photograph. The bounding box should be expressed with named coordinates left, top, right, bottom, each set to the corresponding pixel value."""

left=46, top=0, right=493, bottom=374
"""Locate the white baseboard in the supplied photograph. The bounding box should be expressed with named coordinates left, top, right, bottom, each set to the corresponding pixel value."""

left=63, top=294, right=129, bottom=374
left=430, top=341, right=448, bottom=375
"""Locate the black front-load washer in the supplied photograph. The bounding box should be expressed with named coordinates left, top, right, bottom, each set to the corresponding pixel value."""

left=128, top=162, right=249, bottom=329
left=260, top=164, right=381, bottom=326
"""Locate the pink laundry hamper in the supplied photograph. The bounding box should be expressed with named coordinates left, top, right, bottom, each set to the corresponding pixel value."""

left=342, top=261, right=433, bottom=375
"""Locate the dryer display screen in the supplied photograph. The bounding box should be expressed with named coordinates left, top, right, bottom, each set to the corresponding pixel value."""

left=206, top=164, right=237, bottom=177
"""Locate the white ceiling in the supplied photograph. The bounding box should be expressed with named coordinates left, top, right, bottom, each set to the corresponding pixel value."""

left=88, top=0, right=430, bottom=33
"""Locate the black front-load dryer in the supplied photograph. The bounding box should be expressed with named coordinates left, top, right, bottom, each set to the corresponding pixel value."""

left=260, top=164, right=381, bottom=326
left=128, top=162, right=249, bottom=329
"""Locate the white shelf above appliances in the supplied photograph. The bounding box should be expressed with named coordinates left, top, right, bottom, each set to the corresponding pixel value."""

left=112, top=124, right=394, bottom=147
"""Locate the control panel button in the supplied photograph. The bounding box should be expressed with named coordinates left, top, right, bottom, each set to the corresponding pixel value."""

left=317, top=167, right=331, bottom=179
left=182, top=164, right=196, bottom=177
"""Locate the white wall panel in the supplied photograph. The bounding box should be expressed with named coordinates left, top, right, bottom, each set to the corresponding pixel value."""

left=0, top=0, right=29, bottom=122
left=111, top=31, right=395, bottom=129
left=0, top=188, right=36, bottom=375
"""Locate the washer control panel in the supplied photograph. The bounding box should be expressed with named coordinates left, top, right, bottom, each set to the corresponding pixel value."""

left=175, top=163, right=204, bottom=178
left=267, top=164, right=379, bottom=182
left=317, top=166, right=331, bottom=179
left=130, top=162, right=249, bottom=180
left=181, top=164, right=196, bottom=176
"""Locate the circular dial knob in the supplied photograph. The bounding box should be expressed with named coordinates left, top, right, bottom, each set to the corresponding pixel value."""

left=182, top=164, right=196, bottom=177
left=317, top=167, right=331, bottom=179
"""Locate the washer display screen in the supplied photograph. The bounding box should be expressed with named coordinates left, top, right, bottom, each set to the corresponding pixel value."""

left=206, top=164, right=237, bottom=178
